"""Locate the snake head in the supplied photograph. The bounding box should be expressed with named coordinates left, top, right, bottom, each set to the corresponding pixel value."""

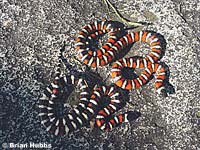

left=126, top=110, right=141, bottom=121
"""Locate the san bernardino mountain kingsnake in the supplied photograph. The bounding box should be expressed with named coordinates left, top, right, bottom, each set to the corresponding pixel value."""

left=38, top=20, right=171, bottom=136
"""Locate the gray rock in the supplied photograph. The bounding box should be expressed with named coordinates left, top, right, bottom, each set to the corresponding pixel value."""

left=0, top=0, right=199, bottom=149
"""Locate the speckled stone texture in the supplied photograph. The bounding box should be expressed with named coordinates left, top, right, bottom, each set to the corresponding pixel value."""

left=0, top=0, right=199, bottom=149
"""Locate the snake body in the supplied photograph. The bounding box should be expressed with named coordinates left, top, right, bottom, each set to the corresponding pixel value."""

left=39, top=20, right=169, bottom=135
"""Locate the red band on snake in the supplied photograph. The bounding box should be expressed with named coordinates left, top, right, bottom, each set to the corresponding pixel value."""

left=76, top=21, right=163, bottom=68
left=111, top=57, right=166, bottom=93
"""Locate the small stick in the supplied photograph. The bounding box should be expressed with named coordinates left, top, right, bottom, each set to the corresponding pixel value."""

left=103, top=0, right=145, bottom=27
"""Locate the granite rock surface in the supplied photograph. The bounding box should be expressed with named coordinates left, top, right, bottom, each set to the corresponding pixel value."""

left=0, top=0, right=199, bottom=149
